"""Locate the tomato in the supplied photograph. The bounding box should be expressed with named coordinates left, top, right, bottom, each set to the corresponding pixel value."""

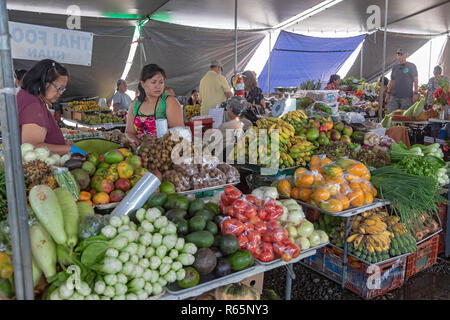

left=272, top=242, right=284, bottom=257
left=245, top=240, right=259, bottom=253
left=281, top=252, right=293, bottom=262
left=237, top=234, right=249, bottom=248
left=253, top=221, right=267, bottom=234
left=235, top=212, right=249, bottom=223
left=271, top=228, right=287, bottom=242
left=262, top=232, right=272, bottom=243
left=267, top=205, right=284, bottom=221
left=248, top=216, right=261, bottom=224
left=223, top=206, right=234, bottom=217
left=254, top=245, right=263, bottom=257
left=260, top=242, right=273, bottom=252
left=244, top=222, right=255, bottom=232
left=266, top=221, right=279, bottom=231
left=257, top=249, right=274, bottom=262
left=245, top=194, right=258, bottom=205
left=257, top=209, right=268, bottom=221
left=233, top=199, right=247, bottom=212
left=247, top=230, right=261, bottom=243
left=244, top=206, right=257, bottom=218
left=222, top=218, right=245, bottom=236
left=224, top=186, right=242, bottom=202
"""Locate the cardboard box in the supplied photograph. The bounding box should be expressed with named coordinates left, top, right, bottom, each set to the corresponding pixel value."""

left=240, top=272, right=264, bottom=295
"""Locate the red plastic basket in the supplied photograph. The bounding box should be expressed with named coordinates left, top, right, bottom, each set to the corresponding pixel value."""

left=303, top=245, right=406, bottom=299
left=437, top=203, right=447, bottom=254
left=185, top=118, right=213, bottom=138
left=405, top=234, right=439, bottom=279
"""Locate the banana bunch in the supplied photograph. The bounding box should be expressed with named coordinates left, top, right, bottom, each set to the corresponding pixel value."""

left=184, top=104, right=201, bottom=121
left=288, top=139, right=315, bottom=167
left=382, top=215, right=408, bottom=235
left=281, top=110, right=308, bottom=121
left=256, top=117, right=295, bottom=146
left=279, top=152, right=295, bottom=168
left=282, top=111, right=308, bottom=135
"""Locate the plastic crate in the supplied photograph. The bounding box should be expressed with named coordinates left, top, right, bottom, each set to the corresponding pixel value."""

left=405, top=234, right=439, bottom=279
left=437, top=203, right=447, bottom=254
left=185, top=118, right=213, bottom=137
left=303, top=245, right=406, bottom=300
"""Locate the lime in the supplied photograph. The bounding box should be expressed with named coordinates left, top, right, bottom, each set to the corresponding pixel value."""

left=160, top=181, right=176, bottom=194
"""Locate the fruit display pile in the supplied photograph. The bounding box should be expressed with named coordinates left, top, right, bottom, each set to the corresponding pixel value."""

left=277, top=156, right=376, bottom=213
left=184, top=105, right=201, bottom=121
left=81, top=113, right=125, bottom=125
left=64, top=148, right=149, bottom=206
left=67, top=100, right=110, bottom=112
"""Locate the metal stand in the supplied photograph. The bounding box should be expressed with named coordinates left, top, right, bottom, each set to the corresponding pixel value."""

left=284, top=263, right=295, bottom=300
left=0, top=0, right=34, bottom=299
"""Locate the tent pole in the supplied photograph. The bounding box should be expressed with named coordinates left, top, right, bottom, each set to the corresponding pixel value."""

left=360, top=44, right=364, bottom=79
left=268, top=32, right=271, bottom=95
left=234, top=0, right=238, bottom=73
left=0, top=0, right=34, bottom=300
left=428, top=37, right=432, bottom=80
left=379, top=0, right=389, bottom=121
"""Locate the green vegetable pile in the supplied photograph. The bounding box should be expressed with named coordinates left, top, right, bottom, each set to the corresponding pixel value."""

left=0, top=170, right=7, bottom=222
left=370, top=166, right=446, bottom=232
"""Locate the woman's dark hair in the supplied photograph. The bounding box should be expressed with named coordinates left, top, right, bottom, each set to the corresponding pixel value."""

left=434, top=65, right=442, bottom=75
left=327, top=74, right=340, bottom=85
left=191, top=89, right=198, bottom=95
left=14, top=69, right=27, bottom=82
left=21, top=59, right=69, bottom=96
left=379, top=76, right=389, bottom=86
left=243, top=70, right=257, bottom=91
left=137, top=64, right=167, bottom=103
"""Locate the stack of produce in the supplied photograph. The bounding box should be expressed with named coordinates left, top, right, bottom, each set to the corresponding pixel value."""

left=218, top=186, right=300, bottom=263
left=138, top=133, right=187, bottom=173
left=81, top=113, right=125, bottom=125
left=390, top=142, right=449, bottom=186
left=277, top=199, right=329, bottom=251
left=67, top=100, right=110, bottom=112
left=144, top=190, right=255, bottom=288
left=46, top=207, right=197, bottom=300
left=278, top=156, right=376, bottom=213
left=299, top=79, right=322, bottom=90
left=100, top=129, right=128, bottom=145
left=66, top=149, right=149, bottom=205
left=184, top=105, right=201, bottom=121
left=371, top=166, right=446, bottom=236
left=21, top=143, right=71, bottom=167
left=162, top=158, right=240, bottom=193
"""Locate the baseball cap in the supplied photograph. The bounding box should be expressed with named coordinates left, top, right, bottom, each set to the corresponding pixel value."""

left=210, top=60, right=223, bottom=70
left=396, top=49, right=408, bottom=55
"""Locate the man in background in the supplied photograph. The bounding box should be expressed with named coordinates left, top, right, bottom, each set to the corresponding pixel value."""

left=113, top=79, right=132, bottom=112
left=427, top=65, right=448, bottom=107
left=199, top=60, right=233, bottom=115
left=385, top=49, right=419, bottom=113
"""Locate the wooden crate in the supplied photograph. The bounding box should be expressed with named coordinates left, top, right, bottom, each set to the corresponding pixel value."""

left=240, top=272, right=264, bottom=295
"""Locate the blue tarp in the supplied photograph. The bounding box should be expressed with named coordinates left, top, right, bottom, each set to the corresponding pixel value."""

left=258, top=31, right=367, bottom=93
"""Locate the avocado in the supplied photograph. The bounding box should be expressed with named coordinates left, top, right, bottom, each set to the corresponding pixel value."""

left=194, top=209, right=214, bottom=221
left=175, top=196, right=190, bottom=211
left=227, top=250, right=254, bottom=271
left=204, top=202, right=220, bottom=216
left=103, top=150, right=124, bottom=164
left=165, top=209, right=187, bottom=222
left=205, top=221, right=218, bottom=235
left=164, top=194, right=179, bottom=210
left=174, top=218, right=189, bottom=235
left=64, top=158, right=83, bottom=171
left=147, top=192, right=168, bottom=208
left=189, top=199, right=204, bottom=216
left=213, top=234, right=222, bottom=247
left=193, top=248, right=217, bottom=275
left=189, top=216, right=206, bottom=232
left=214, top=257, right=232, bottom=277
left=185, top=231, right=214, bottom=248
left=177, top=267, right=200, bottom=289
left=210, top=247, right=223, bottom=259
left=219, top=234, right=239, bottom=256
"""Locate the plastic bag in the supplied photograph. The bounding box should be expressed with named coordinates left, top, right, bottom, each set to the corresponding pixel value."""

left=217, top=163, right=240, bottom=184
left=78, top=214, right=107, bottom=240
left=173, top=157, right=199, bottom=177
left=207, top=168, right=227, bottom=186
left=163, top=170, right=191, bottom=192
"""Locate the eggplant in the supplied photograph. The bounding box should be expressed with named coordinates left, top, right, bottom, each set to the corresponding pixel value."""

left=70, top=153, right=86, bottom=161
left=214, top=257, right=231, bottom=277
left=64, top=158, right=83, bottom=170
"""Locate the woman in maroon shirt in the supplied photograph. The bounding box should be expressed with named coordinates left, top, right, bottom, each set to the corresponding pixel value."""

left=17, top=59, right=83, bottom=155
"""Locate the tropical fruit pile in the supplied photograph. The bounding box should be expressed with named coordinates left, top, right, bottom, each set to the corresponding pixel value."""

left=184, top=105, right=201, bottom=121
left=67, top=100, right=110, bottom=112
left=65, top=148, right=149, bottom=206
left=81, top=113, right=125, bottom=125
left=278, top=156, right=376, bottom=213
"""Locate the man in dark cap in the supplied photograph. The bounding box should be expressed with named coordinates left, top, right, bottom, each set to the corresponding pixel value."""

left=199, top=59, right=233, bottom=115
left=113, top=79, right=132, bottom=112
left=385, top=49, right=419, bottom=114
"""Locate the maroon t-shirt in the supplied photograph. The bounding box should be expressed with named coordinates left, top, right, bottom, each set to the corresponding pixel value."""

left=17, top=89, right=65, bottom=145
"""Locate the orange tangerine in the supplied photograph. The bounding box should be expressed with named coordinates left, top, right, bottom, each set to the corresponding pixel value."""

left=340, top=195, right=350, bottom=209
left=371, top=186, right=378, bottom=197
left=313, top=173, right=325, bottom=183
left=324, top=181, right=339, bottom=196
left=361, top=171, right=371, bottom=181
left=348, top=189, right=364, bottom=207
left=349, top=182, right=362, bottom=191
left=320, top=157, right=332, bottom=166
left=296, top=173, right=314, bottom=188
left=345, top=174, right=360, bottom=182
left=294, top=168, right=307, bottom=183
left=299, top=188, right=313, bottom=202
left=310, top=155, right=320, bottom=167
left=330, top=176, right=345, bottom=185
left=290, top=187, right=302, bottom=200
left=312, top=188, right=331, bottom=202
left=364, top=192, right=374, bottom=205
left=278, top=179, right=292, bottom=197
left=360, top=181, right=373, bottom=195
left=347, top=163, right=368, bottom=177
left=326, top=199, right=344, bottom=213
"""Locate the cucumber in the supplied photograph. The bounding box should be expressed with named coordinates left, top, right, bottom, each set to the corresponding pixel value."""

left=54, top=188, right=79, bottom=249
left=29, top=185, right=67, bottom=245
left=30, top=222, right=57, bottom=279
left=31, top=257, right=42, bottom=287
